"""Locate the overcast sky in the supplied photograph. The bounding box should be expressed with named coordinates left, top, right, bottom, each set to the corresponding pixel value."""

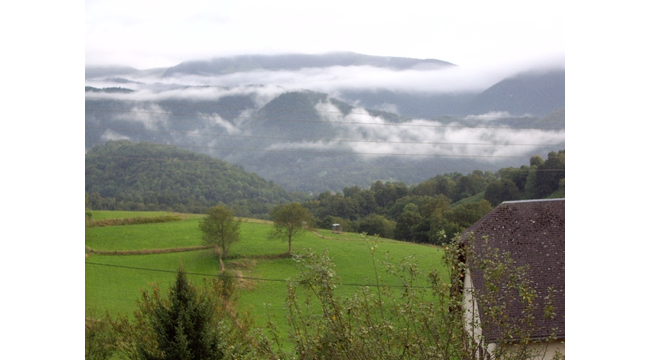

left=86, top=0, right=564, bottom=70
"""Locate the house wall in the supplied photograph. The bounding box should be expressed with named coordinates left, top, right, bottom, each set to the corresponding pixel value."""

left=463, top=271, right=498, bottom=358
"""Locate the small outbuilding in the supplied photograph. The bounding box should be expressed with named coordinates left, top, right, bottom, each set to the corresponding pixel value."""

left=332, top=223, right=342, bottom=234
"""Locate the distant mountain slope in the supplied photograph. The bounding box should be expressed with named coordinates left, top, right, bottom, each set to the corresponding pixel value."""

left=338, top=90, right=476, bottom=118
left=162, top=52, right=455, bottom=77
left=85, top=86, right=134, bottom=94
left=85, top=140, right=306, bottom=215
left=463, top=69, right=565, bottom=117
left=540, top=106, right=565, bottom=122
left=85, top=66, right=141, bottom=79
left=85, top=87, right=565, bottom=193
left=339, top=69, right=564, bottom=118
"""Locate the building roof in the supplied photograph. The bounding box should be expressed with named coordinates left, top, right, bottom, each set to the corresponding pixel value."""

left=461, top=198, right=565, bottom=342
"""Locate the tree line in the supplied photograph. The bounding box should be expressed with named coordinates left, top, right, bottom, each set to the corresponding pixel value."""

left=306, top=150, right=564, bottom=244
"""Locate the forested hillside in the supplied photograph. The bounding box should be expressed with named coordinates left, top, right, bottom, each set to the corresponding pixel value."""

left=306, top=150, right=565, bottom=244
left=86, top=140, right=564, bottom=243
left=85, top=140, right=307, bottom=216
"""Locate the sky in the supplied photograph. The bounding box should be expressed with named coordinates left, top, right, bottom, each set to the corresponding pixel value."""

left=86, top=0, right=565, bottom=70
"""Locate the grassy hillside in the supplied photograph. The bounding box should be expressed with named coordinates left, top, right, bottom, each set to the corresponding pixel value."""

left=88, top=210, right=175, bottom=221
left=85, top=211, right=446, bottom=346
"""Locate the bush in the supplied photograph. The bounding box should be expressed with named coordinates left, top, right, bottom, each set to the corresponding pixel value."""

left=282, top=235, right=564, bottom=360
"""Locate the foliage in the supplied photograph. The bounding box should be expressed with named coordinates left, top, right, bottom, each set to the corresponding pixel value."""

left=86, top=211, right=93, bottom=227
left=484, top=179, right=521, bottom=206
left=85, top=315, right=117, bottom=360
left=85, top=140, right=306, bottom=217
left=356, top=213, right=396, bottom=239
left=283, top=235, right=565, bottom=360
left=138, top=266, right=223, bottom=359
left=307, top=152, right=564, bottom=244
left=88, top=214, right=185, bottom=227
left=96, top=267, right=279, bottom=360
left=533, top=151, right=565, bottom=198
left=447, top=200, right=493, bottom=229
left=199, top=205, right=241, bottom=262
left=269, top=202, right=313, bottom=255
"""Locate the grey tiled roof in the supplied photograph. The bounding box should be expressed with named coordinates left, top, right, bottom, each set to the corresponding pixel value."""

left=461, top=199, right=565, bottom=342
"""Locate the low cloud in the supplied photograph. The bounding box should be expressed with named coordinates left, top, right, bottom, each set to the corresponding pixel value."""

left=100, top=129, right=131, bottom=141
left=198, top=113, right=240, bottom=135
left=266, top=101, right=565, bottom=162
left=464, top=111, right=513, bottom=121
left=87, top=57, right=564, bottom=95
left=114, top=104, right=170, bottom=130
left=87, top=84, right=564, bottom=164
left=85, top=83, right=287, bottom=110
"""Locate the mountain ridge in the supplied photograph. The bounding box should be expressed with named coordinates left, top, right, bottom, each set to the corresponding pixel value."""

left=85, top=53, right=565, bottom=193
left=162, top=52, right=456, bottom=77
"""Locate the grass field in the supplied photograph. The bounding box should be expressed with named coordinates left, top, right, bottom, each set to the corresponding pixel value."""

left=88, top=210, right=177, bottom=220
left=85, top=211, right=447, bottom=348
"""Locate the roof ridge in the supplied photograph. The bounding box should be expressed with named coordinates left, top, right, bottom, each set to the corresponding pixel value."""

left=501, top=198, right=565, bottom=204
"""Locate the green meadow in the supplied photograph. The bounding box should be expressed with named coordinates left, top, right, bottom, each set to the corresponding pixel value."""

left=85, top=211, right=446, bottom=345
left=88, top=210, right=175, bottom=221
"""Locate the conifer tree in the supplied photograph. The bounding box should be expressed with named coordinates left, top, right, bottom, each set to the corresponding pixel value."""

left=138, top=267, right=223, bottom=360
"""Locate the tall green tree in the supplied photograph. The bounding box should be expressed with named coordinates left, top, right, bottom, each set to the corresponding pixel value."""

left=534, top=150, right=565, bottom=198
left=357, top=214, right=395, bottom=239
left=199, top=205, right=241, bottom=263
left=484, top=179, right=520, bottom=206
left=394, top=204, right=423, bottom=241
left=269, top=202, right=312, bottom=255
left=139, top=267, right=223, bottom=360
left=448, top=200, right=493, bottom=229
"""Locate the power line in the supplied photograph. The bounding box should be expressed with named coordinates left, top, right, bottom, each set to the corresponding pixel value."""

left=85, top=261, right=430, bottom=289
left=86, top=126, right=565, bottom=147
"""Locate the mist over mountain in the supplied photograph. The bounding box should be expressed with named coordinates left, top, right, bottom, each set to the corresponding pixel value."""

left=85, top=52, right=565, bottom=193
left=162, top=52, right=455, bottom=77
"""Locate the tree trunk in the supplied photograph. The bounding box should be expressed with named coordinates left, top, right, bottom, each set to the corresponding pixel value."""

left=288, top=236, right=292, bottom=255
left=215, top=245, right=225, bottom=271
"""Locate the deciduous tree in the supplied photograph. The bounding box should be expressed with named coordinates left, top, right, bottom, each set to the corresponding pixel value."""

left=199, top=205, right=241, bottom=265
left=269, top=203, right=312, bottom=255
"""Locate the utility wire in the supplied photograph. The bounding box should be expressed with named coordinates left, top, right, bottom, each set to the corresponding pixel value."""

left=85, top=261, right=430, bottom=289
